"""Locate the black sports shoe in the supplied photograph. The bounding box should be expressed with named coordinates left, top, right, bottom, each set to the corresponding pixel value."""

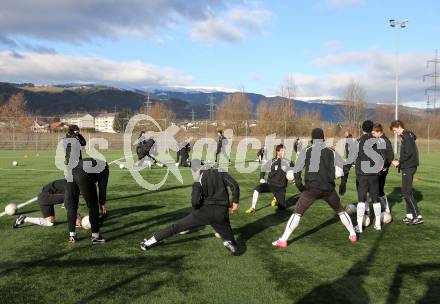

left=69, top=235, right=79, bottom=243
left=223, top=241, right=240, bottom=256
left=13, top=215, right=26, bottom=228
left=411, top=217, right=424, bottom=225
left=402, top=217, right=413, bottom=224
left=91, top=235, right=106, bottom=245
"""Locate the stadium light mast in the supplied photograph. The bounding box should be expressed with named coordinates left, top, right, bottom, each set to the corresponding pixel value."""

left=389, top=18, right=408, bottom=154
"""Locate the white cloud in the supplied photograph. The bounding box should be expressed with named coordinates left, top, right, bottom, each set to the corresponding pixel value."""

left=0, top=51, right=192, bottom=88
left=0, top=1, right=273, bottom=45
left=293, top=50, right=430, bottom=103
left=191, top=7, right=272, bottom=43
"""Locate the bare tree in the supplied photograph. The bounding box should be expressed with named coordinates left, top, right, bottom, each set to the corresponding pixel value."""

left=139, top=102, right=176, bottom=130
left=0, top=93, right=32, bottom=132
left=216, top=92, right=252, bottom=135
left=338, top=81, right=366, bottom=137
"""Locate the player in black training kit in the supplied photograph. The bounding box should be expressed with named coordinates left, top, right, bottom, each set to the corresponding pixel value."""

left=13, top=179, right=81, bottom=228
left=341, top=120, right=385, bottom=233
left=372, top=123, right=394, bottom=214
left=136, top=132, right=161, bottom=168
left=176, top=140, right=191, bottom=167
left=256, top=146, right=267, bottom=163
left=390, top=120, right=423, bottom=225
left=64, top=158, right=109, bottom=244
left=64, top=125, right=86, bottom=165
left=272, top=128, right=357, bottom=247
left=215, top=130, right=229, bottom=163
left=140, top=159, right=240, bottom=256
left=245, top=144, right=294, bottom=213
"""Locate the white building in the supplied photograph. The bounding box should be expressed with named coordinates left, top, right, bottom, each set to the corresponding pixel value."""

left=61, top=113, right=95, bottom=129
left=95, top=113, right=117, bottom=133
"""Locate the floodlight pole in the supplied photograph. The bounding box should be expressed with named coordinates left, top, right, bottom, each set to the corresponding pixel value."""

left=389, top=19, right=407, bottom=155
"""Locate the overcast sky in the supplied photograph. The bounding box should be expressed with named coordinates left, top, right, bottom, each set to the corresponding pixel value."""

left=0, top=0, right=439, bottom=108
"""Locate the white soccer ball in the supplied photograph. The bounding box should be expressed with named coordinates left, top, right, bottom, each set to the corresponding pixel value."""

left=381, top=212, right=393, bottom=224
left=286, top=170, right=294, bottom=181
left=119, top=163, right=125, bottom=169
left=12, top=161, right=18, bottom=166
left=335, top=166, right=344, bottom=179
left=363, top=215, right=371, bottom=227
left=81, top=215, right=91, bottom=230
left=5, top=203, right=17, bottom=216
left=345, top=204, right=357, bottom=216
left=259, top=179, right=266, bottom=184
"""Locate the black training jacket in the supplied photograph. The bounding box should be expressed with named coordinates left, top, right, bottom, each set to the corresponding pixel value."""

left=399, top=130, right=419, bottom=169
left=260, top=157, right=294, bottom=188
left=198, top=168, right=239, bottom=207
left=379, top=134, right=394, bottom=169
left=294, top=143, right=339, bottom=192
left=42, top=179, right=67, bottom=194
left=355, top=133, right=384, bottom=176
left=64, top=132, right=86, bottom=165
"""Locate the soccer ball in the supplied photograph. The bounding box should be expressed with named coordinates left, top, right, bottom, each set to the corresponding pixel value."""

left=286, top=170, right=294, bottom=181
left=363, top=215, right=371, bottom=227
left=381, top=212, right=392, bottom=224
left=12, top=161, right=18, bottom=166
left=5, top=203, right=17, bottom=216
left=81, top=215, right=91, bottom=230
left=345, top=204, right=357, bottom=216
left=335, top=166, right=344, bottom=179
left=119, top=163, right=125, bottom=169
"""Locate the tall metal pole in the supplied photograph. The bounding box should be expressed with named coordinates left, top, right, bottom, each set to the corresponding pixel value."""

left=393, top=27, right=400, bottom=155
left=389, top=18, right=407, bottom=155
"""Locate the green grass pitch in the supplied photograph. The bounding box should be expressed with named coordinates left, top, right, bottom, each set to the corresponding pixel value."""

left=0, top=150, right=439, bottom=304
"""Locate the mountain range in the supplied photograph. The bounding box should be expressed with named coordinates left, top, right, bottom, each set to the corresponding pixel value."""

left=0, top=82, right=425, bottom=121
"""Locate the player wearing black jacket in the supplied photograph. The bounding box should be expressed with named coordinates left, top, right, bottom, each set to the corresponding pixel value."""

left=64, top=125, right=86, bottom=166
left=256, top=146, right=267, bottom=163
left=341, top=120, right=385, bottom=232
left=372, top=123, right=394, bottom=213
left=64, top=158, right=109, bottom=244
left=136, top=133, right=160, bottom=168
left=13, top=179, right=72, bottom=228
left=140, top=160, right=240, bottom=256
left=176, top=140, right=191, bottom=167
left=272, top=128, right=357, bottom=248
left=390, top=120, right=423, bottom=224
left=215, top=130, right=229, bottom=163
left=246, top=144, right=294, bottom=213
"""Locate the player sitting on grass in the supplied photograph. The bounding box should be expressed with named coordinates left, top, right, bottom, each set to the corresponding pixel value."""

left=140, top=159, right=240, bottom=256
left=13, top=179, right=82, bottom=228
left=246, top=144, right=294, bottom=213
left=272, top=128, right=357, bottom=248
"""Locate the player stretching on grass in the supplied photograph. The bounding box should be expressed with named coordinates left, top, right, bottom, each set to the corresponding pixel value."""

left=140, top=159, right=240, bottom=256
left=13, top=179, right=81, bottom=228
left=272, top=128, right=357, bottom=248
left=246, top=144, right=294, bottom=213
left=390, top=120, right=423, bottom=225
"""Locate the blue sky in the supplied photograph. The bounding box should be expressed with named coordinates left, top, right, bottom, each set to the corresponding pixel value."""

left=0, top=0, right=439, bottom=107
